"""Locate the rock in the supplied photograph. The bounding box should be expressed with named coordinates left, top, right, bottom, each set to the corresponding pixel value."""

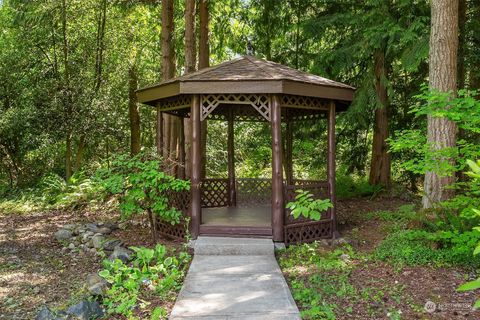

left=102, top=239, right=123, bottom=251
left=66, top=300, right=104, bottom=320
left=97, top=222, right=104, bottom=226
left=109, top=246, right=132, bottom=263
left=55, top=229, right=73, bottom=242
left=85, top=223, right=99, bottom=231
left=319, top=239, right=330, bottom=247
left=91, top=235, right=105, bottom=249
left=87, top=273, right=109, bottom=295
left=68, top=243, right=76, bottom=250
left=340, top=253, right=351, bottom=262
left=331, top=238, right=348, bottom=246
left=86, top=240, right=94, bottom=248
left=96, top=227, right=111, bottom=235
left=62, top=224, right=77, bottom=231
left=35, top=305, right=67, bottom=320
left=89, top=248, right=97, bottom=254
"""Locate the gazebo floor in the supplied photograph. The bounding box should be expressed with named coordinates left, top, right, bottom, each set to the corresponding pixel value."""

left=201, top=206, right=271, bottom=227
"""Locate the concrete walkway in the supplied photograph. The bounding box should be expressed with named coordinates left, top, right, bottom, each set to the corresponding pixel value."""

left=170, top=237, right=300, bottom=320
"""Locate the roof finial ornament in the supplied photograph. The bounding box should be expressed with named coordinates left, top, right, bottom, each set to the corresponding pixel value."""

left=246, top=38, right=254, bottom=56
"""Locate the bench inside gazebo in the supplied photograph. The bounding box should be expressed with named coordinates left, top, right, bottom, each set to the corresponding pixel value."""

left=137, top=55, right=354, bottom=245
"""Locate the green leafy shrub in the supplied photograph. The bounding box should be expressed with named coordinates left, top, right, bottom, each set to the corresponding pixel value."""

left=0, top=171, right=104, bottom=214
left=286, top=190, right=333, bottom=221
left=98, top=153, right=190, bottom=241
left=457, top=160, right=480, bottom=309
left=375, top=229, right=480, bottom=267
left=336, top=172, right=383, bottom=199
left=99, top=244, right=190, bottom=318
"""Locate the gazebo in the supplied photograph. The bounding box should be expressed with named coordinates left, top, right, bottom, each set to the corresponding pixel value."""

left=137, top=55, right=354, bottom=244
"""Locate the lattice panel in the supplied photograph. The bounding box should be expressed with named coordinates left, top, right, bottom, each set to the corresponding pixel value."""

left=236, top=178, right=272, bottom=207
left=154, top=189, right=190, bottom=240
left=284, top=220, right=333, bottom=245
left=201, top=94, right=271, bottom=121
left=201, top=179, right=229, bottom=208
left=158, top=95, right=191, bottom=112
left=285, top=180, right=330, bottom=224
left=281, top=94, right=328, bottom=110
left=156, top=217, right=187, bottom=240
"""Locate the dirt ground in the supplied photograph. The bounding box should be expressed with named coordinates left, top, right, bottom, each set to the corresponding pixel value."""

left=281, top=196, right=480, bottom=320
left=0, top=209, right=184, bottom=319
left=1, top=198, right=479, bottom=319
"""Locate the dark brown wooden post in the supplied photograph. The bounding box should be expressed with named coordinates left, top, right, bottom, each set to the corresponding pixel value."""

left=156, top=107, right=163, bottom=156
left=327, top=101, right=338, bottom=237
left=227, top=109, right=236, bottom=207
left=190, top=94, right=201, bottom=239
left=285, top=115, right=294, bottom=185
left=178, top=116, right=186, bottom=179
left=271, top=94, right=284, bottom=242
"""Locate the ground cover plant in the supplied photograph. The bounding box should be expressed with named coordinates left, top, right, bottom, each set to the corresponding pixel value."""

left=99, top=244, right=190, bottom=319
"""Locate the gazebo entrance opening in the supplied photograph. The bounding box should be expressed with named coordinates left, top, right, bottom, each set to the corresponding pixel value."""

left=137, top=55, right=355, bottom=244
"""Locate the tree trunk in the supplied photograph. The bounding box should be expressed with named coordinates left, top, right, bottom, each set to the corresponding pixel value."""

left=183, top=0, right=196, bottom=179
left=369, top=49, right=391, bottom=188
left=61, top=0, right=73, bottom=181
left=129, top=64, right=141, bottom=155
left=470, top=0, right=480, bottom=91
left=65, top=133, right=73, bottom=181
left=160, top=0, right=177, bottom=171
left=185, top=0, right=196, bottom=73
left=74, top=135, right=86, bottom=172
left=458, top=0, right=466, bottom=89
left=423, top=0, right=458, bottom=208
left=199, top=0, right=210, bottom=178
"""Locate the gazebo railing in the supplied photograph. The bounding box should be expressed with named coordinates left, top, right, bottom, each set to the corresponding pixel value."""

left=284, top=179, right=333, bottom=245
left=236, top=178, right=271, bottom=207
left=201, top=178, right=230, bottom=208
left=156, top=177, right=334, bottom=244
left=155, top=189, right=191, bottom=240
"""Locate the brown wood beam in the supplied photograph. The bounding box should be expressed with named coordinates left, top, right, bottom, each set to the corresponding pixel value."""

left=156, top=108, right=163, bottom=156
left=227, top=109, right=236, bottom=207
left=286, top=114, right=294, bottom=185
left=178, top=115, right=186, bottom=179
left=190, top=94, right=201, bottom=239
left=327, top=101, right=338, bottom=237
left=271, top=94, right=284, bottom=242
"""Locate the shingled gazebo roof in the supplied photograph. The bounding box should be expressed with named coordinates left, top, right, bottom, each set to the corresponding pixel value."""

left=137, top=55, right=355, bottom=106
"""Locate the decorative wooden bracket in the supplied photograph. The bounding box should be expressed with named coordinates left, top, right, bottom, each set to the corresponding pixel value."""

left=200, top=94, right=271, bottom=122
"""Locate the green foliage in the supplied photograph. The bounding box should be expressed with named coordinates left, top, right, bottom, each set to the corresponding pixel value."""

left=278, top=242, right=355, bottom=319
left=375, top=229, right=480, bottom=267
left=457, top=160, right=480, bottom=308
left=99, top=244, right=190, bottom=318
left=364, top=204, right=418, bottom=232
left=286, top=190, right=333, bottom=221
left=98, top=153, right=190, bottom=225
left=0, top=171, right=104, bottom=214
left=389, top=88, right=480, bottom=177
left=336, top=172, right=383, bottom=199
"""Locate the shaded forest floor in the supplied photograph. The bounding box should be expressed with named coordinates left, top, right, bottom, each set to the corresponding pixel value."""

left=1, top=197, right=479, bottom=319
left=279, top=196, right=480, bottom=319
left=0, top=209, right=184, bottom=319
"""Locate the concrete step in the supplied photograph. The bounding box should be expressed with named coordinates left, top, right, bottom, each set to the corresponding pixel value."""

left=194, top=236, right=274, bottom=256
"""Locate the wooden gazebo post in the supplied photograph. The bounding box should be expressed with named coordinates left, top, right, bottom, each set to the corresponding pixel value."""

left=327, top=101, right=338, bottom=237
left=285, top=113, right=294, bottom=185
left=227, top=109, right=236, bottom=207
left=271, top=94, right=284, bottom=242
left=190, top=94, right=201, bottom=238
